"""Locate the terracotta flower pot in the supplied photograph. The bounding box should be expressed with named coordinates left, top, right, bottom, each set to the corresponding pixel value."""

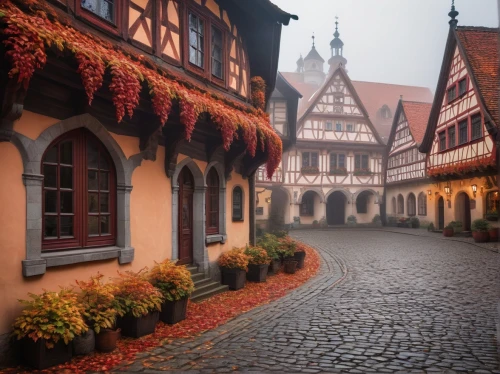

left=118, top=311, right=159, bottom=338
left=247, top=264, right=268, bottom=282
left=160, top=297, right=188, bottom=325
left=472, top=231, right=490, bottom=243
left=284, top=260, right=298, bottom=274
left=293, top=251, right=306, bottom=269
left=443, top=228, right=454, bottom=237
left=21, top=338, right=72, bottom=370
left=220, top=267, right=246, bottom=290
left=73, top=329, right=95, bottom=356
left=488, top=228, right=499, bottom=242
left=95, top=328, right=121, bottom=353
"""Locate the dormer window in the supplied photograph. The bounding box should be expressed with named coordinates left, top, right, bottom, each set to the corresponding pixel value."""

left=81, top=0, right=114, bottom=23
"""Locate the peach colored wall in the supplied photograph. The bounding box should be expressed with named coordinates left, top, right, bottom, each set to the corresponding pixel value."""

left=0, top=112, right=252, bottom=334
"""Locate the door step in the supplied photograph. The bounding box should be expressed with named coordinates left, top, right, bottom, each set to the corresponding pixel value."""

left=188, top=266, right=228, bottom=303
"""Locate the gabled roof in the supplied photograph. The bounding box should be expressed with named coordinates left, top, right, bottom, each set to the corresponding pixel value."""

left=420, top=26, right=499, bottom=153
left=298, top=67, right=385, bottom=145
left=387, top=101, right=432, bottom=151
left=304, top=47, right=325, bottom=63
left=401, top=101, right=433, bottom=144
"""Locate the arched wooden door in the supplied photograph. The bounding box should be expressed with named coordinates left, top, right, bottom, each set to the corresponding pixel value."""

left=456, top=192, right=471, bottom=231
left=438, top=196, right=445, bottom=230
left=327, top=192, right=346, bottom=225
left=178, top=167, right=194, bottom=265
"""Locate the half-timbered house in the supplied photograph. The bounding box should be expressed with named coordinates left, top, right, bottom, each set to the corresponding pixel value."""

left=256, top=21, right=433, bottom=229
left=385, top=100, right=433, bottom=223
left=418, top=7, right=499, bottom=230
left=0, top=0, right=295, bottom=361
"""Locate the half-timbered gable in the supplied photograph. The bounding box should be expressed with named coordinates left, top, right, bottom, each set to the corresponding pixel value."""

left=386, top=101, right=431, bottom=184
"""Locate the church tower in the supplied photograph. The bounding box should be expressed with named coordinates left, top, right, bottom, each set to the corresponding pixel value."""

left=303, top=34, right=325, bottom=86
left=328, top=18, right=347, bottom=73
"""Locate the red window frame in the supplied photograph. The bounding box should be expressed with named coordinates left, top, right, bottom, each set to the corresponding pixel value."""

left=183, top=2, right=228, bottom=88
left=42, top=129, right=116, bottom=251
left=76, top=0, right=123, bottom=37
left=205, top=168, right=219, bottom=235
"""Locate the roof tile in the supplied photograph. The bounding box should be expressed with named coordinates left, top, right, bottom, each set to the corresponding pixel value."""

left=401, top=101, right=433, bottom=144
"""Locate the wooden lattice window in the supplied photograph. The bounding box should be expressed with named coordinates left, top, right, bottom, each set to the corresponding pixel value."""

left=407, top=193, right=416, bottom=217
left=232, top=186, right=243, bottom=221
left=81, top=0, right=115, bottom=22
left=392, top=197, right=397, bottom=214
left=448, top=126, right=456, bottom=148
left=459, top=119, right=468, bottom=145
left=330, top=153, right=346, bottom=170
left=206, top=168, right=219, bottom=234
left=300, top=192, right=315, bottom=217
left=188, top=12, right=205, bottom=68
left=42, top=129, right=116, bottom=251
left=458, top=78, right=467, bottom=96
left=397, top=194, right=404, bottom=215
left=438, top=131, right=446, bottom=151
left=447, top=85, right=457, bottom=103
left=355, top=154, right=369, bottom=170
left=471, top=113, right=482, bottom=140
left=302, top=152, right=318, bottom=168
left=418, top=192, right=427, bottom=216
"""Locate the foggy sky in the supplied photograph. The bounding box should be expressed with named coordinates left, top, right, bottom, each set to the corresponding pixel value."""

left=271, top=0, right=498, bottom=92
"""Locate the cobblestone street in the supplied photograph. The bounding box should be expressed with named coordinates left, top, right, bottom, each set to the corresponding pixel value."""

left=119, top=230, right=500, bottom=373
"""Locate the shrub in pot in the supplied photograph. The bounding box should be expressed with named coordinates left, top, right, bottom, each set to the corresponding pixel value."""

left=277, top=236, right=297, bottom=263
left=149, top=260, right=194, bottom=325
left=427, top=222, right=435, bottom=232
left=76, top=273, right=121, bottom=353
left=258, top=233, right=281, bottom=274
left=485, top=212, right=499, bottom=222
left=113, top=270, right=164, bottom=338
left=489, top=227, right=499, bottom=242
left=410, top=217, right=420, bottom=229
left=312, top=220, right=319, bottom=228
left=443, top=223, right=454, bottom=237
left=218, top=248, right=250, bottom=290
left=293, top=241, right=307, bottom=269
left=449, top=221, right=463, bottom=234
left=471, top=219, right=490, bottom=243
left=13, top=289, right=87, bottom=369
left=244, top=246, right=271, bottom=282
left=372, top=214, right=382, bottom=227
left=347, top=215, right=357, bottom=226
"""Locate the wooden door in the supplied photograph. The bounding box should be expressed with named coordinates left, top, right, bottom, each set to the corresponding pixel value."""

left=178, top=167, right=194, bottom=265
left=438, top=197, right=445, bottom=230
left=464, top=194, right=471, bottom=231
left=327, top=192, right=346, bottom=225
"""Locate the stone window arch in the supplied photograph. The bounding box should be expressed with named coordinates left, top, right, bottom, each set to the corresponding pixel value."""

left=12, top=114, right=141, bottom=277
left=407, top=193, right=416, bottom=216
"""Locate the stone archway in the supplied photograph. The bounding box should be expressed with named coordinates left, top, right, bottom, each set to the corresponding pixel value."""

left=327, top=191, right=347, bottom=225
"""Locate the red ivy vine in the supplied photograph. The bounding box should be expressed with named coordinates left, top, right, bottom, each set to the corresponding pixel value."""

left=428, top=156, right=496, bottom=178
left=0, top=0, right=282, bottom=178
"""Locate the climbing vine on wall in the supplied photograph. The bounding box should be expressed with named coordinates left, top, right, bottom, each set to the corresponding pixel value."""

left=0, top=0, right=282, bottom=178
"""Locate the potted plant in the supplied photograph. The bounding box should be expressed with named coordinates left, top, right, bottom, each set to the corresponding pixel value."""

left=293, top=241, right=307, bottom=269
left=13, top=289, right=87, bottom=369
left=347, top=215, right=357, bottom=227
left=319, top=216, right=328, bottom=228
left=113, top=270, right=164, bottom=338
left=471, top=219, right=490, bottom=243
left=257, top=233, right=281, bottom=275
left=372, top=214, right=382, bottom=227
left=245, top=246, right=271, bottom=282
left=450, top=221, right=463, bottom=234
left=387, top=216, right=398, bottom=227
left=410, top=217, right=420, bottom=229
left=485, top=212, right=498, bottom=222
left=278, top=237, right=298, bottom=273
left=312, top=220, right=319, bottom=228
left=149, top=260, right=194, bottom=325
left=76, top=273, right=121, bottom=354
left=443, top=223, right=454, bottom=237
left=489, top=227, right=499, bottom=242
left=218, top=248, right=250, bottom=290
left=427, top=222, right=435, bottom=232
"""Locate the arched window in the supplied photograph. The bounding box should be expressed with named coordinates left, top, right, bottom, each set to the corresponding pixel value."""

left=300, top=192, right=315, bottom=216
left=407, top=193, right=416, bottom=216
left=232, top=186, right=244, bottom=221
left=418, top=192, right=427, bottom=216
left=206, top=168, right=219, bottom=234
left=391, top=197, right=397, bottom=214
left=397, top=194, right=404, bottom=215
left=42, top=129, right=116, bottom=251
left=356, top=192, right=369, bottom=214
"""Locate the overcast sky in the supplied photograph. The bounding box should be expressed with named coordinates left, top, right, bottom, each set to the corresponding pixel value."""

left=270, top=0, right=498, bottom=92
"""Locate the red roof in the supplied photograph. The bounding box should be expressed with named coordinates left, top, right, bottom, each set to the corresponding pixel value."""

left=279, top=72, right=433, bottom=140
left=456, top=27, right=499, bottom=125
left=401, top=101, right=433, bottom=144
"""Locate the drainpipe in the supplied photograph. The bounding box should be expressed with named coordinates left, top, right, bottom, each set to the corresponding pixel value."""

left=249, top=171, right=256, bottom=246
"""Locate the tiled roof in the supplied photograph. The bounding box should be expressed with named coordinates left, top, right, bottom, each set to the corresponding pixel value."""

left=304, top=47, right=325, bottom=63
left=401, top=101, right=433, bottom=144
left=280, top=71, right=434, bottom=141
left=456, top=26, right=499, bottom=125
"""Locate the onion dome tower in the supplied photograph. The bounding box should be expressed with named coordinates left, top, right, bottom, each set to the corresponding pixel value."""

left=328, top=17, right=348, bottom=73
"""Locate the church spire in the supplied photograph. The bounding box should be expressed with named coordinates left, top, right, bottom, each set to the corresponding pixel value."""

left=312, top=33, right=316, bottom=48
left=328, top=17, right=348, bottom=73
left=448, top=0, right=459, bottom=29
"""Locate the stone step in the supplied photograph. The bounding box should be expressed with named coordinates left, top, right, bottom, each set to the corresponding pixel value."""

left=193, top=278, right=213, bottom=288
left=191, top=272, right=205, bottom=283
left=186, top=265, right=198, bottom=275
left=190, top=284, right=229, bottom=303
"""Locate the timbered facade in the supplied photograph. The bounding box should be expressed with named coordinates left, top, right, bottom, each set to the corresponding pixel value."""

left=0, top=0, right=296, bottom=361
left=419, top=22, right=499, bottom=230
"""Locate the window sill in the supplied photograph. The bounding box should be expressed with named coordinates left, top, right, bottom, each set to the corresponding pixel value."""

left=22, top=246, right=134, bottom=277
left=206, top=234, right=227, bottom=245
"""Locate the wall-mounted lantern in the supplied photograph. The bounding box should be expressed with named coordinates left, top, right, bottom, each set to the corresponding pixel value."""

left=265, top=197, right=272, bottom=204
left=444, top=182, right=452, bottom=196
left=471, top=184, right=477, bottom=198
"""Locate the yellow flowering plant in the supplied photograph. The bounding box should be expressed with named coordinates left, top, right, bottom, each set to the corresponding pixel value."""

left=12, top=289, right=87, bottom=348
left=148, top=260, right=195, bottom=302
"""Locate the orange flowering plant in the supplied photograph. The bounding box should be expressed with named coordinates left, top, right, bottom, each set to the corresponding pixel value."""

left=148, top=260, right=195, bottom=302
left=277, top=237, right=297, bottom=258
left=112, top=270, right=164, bottom=318
left=75, top=273, right=120, bottom=334
left=217, top=248, right=250, bottom=271
left=12, top=289, right=87, bottom=348
left=244, top=246, right=271, bottom=265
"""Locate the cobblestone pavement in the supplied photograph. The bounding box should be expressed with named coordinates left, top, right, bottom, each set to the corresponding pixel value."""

left=117, top=231, right=500, bottom=373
